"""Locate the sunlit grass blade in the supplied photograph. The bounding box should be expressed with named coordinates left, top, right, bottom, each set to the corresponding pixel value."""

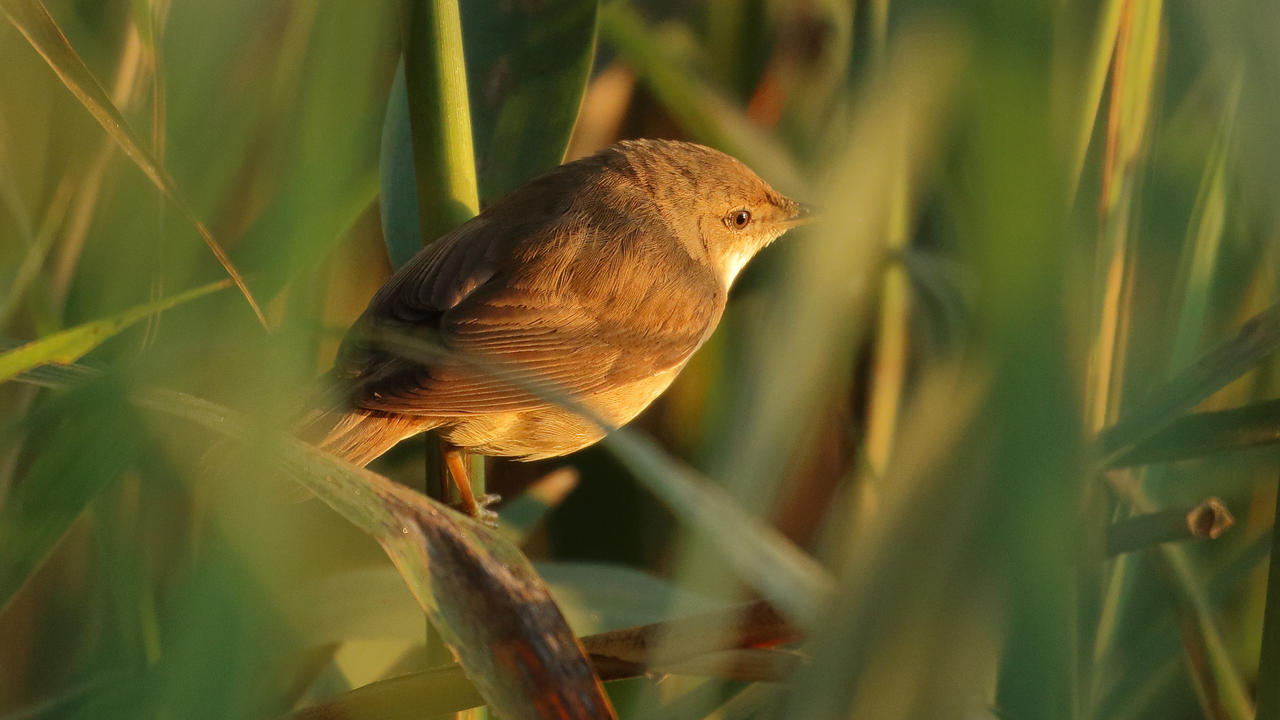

left=0, top=0, right=267, bottom=327
left=1067, top=0, right=1125, bottom=204
left=0, top=278, right=229, bottom=384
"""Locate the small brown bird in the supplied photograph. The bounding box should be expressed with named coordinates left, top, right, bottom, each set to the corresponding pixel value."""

left=306, top=139, right=808, bottom=518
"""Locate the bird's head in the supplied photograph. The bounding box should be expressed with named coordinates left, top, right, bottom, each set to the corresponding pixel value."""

left=606, top=139, right=812, bottom=289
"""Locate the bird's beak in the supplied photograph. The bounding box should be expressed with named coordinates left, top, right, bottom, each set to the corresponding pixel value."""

left=780, top=200, right=818, bottom=228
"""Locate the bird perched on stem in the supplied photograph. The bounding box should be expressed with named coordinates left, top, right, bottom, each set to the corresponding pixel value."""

left=302, top=139, right=810, bottom=521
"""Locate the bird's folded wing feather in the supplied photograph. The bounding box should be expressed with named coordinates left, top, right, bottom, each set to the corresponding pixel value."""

left=336, top=211, right=721, bottom=417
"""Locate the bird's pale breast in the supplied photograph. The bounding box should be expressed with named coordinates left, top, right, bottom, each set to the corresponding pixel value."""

left=432, top=365, right=684, bottom=459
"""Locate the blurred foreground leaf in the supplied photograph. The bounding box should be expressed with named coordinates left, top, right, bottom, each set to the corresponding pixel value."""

left=7, top=350, right=612, bottom=718
left=0, top=378, right=141, bottom=612
left=0, top=279, right=229, bottom=384
left=152, top=391, right=613, bottom=719
left=0, top=0, right=267, bottom=326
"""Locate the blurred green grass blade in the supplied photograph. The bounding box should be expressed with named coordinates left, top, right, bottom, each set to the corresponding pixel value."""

left=1106, top=399, right=1280, bottom=467
left=0, top=378, right=141, bottom=613
left=600, top=429, right=833, bottom=626
left=1067, top=0, right=1125, bottom=204
left=401, top=0, right=480, bottom=250
left=142, top=390, right=615, bottom=719
left=463, top=0, right=597, bottom=205
left=1098, top=302, right=1280, bottom=462
left=1168, top=69, right=1242, bottom=368
left=0, top=279, right=229, bottom=384
left=1257, top=481, right=1280, bottom=719
left=0, top=0, right=267, bottom=327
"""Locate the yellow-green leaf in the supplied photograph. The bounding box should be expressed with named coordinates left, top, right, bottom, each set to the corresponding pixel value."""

left=0, top=279, right=229, bottom=384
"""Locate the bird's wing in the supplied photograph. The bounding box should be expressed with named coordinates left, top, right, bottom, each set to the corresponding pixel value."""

left=335, top=210, right=722, bottom=417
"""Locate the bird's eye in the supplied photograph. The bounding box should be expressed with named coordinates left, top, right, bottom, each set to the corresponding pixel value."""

left=726, top=210, right=751, bottom=229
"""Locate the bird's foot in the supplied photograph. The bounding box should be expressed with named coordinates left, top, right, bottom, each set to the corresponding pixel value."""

left=455, top=493, right=501, bottom=528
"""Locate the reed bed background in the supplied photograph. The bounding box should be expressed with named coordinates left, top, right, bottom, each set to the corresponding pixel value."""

left=2, top=0, right=1279, bottom=718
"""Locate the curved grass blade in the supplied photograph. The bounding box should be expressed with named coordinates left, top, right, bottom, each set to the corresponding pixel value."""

left=0, top=278, right=229, bottom=384
left=0, top=0, right=267, bottom=327
left=463, top=0, right=598, bottom=205
left=146, top=390, right=615, bottom=720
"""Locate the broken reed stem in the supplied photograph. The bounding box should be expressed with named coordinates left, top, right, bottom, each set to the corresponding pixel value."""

left=1105, top=497, right=1235, bottom=556
left=287, top=600, right=802, bottom=720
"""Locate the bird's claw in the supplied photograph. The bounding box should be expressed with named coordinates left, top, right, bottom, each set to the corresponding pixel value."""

left=455, top=493, right=502, bottom=528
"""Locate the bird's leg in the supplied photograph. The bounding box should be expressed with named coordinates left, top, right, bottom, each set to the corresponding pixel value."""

left=440, top=441, right=499, bottom=526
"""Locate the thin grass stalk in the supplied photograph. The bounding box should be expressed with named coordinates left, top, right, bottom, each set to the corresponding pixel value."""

left=864, top=26, right=909, bottom=483
left=140, top=0, right=169, bottom=348
left=49, top=18, right=147, bottom=316
left=1257, top=477, right=1280, bottom=719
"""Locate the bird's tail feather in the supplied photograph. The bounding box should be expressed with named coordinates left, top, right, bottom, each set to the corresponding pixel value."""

left=296, top=405, right=440, bottom=468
